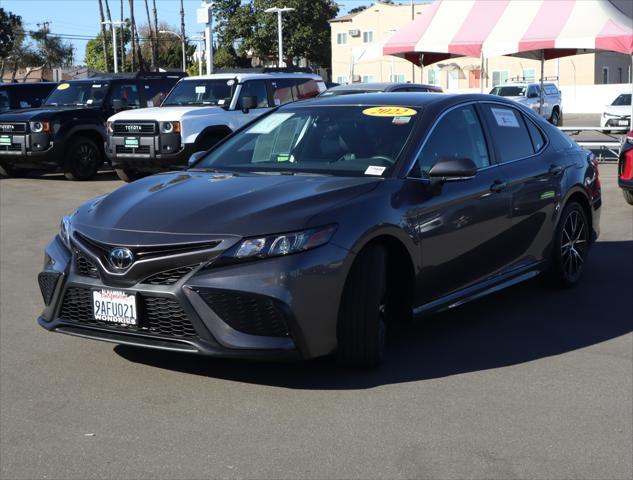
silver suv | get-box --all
[490,82,562,126]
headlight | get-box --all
[107,121,114,134]
[30,121,50,133]
[59,214,73,249]
[223,225,337,264]
[159,121,180,134]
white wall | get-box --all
[449,83,633,114]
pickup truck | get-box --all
[489,82,562,126]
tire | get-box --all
[0,163,29,178]
[549,109,560,126]
[545,201,590,287]
[63,136,102,181]
[115,168,145,183]
[336,244,387,368]
[623,189,633,206]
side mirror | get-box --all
[428,157,477,181]
[188,151,206,167]
[112,99,128,112]
[241,96,257,113]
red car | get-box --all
[619,131,633,205]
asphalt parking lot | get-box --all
[0,164,631,479]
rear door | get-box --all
[408,103,513,303]
[479,102,562,267]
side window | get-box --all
[417,105,490,176]
[0,90,10,112]
[480,104,534,162]
[295,79,320,100]
[109,83,141,109]
[237,80,269,109]
[271,79,296,106]
[544,85,558,95]
[525,117,546,152]
[142,79,174,107]
[527,85,538,98]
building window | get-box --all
[362,31,373,43]
[602,67,609,84]
[336,33,347,45]
[468,69,481,88]
[336,75,348,84]
[391,73,405,83]
[522,68,535,81]
[492,70,509,86]
[428,68,440,86]
[362,75,375,83]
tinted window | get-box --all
[237,80,269,109]
[489,86,526,97]
[45,81,109,106]
[143,79,176,107]
[109,83,141,109]
[481,104,534,162]
[417,105,490,176]
[0,90,9,112]
[612,94,631,106]
[525,117,546,152]
[527,85,539,98]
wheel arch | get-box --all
[65,128,106,159]
[194,125,233,150]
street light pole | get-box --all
[159,30,186,72]
[264,7,295,68]
[102,20,125,73]
[197,1,214,74]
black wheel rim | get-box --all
[560,210,587,279]
[74,143,97,177]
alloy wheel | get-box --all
[560,209,587,279]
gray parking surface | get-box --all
[1,166,631,480]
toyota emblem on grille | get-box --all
[125,125,142,131]
[109,247,134,269]
[0,124,14,131]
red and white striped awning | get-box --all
[383,0,633,65]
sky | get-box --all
[0,0,418,65]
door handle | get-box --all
[490,180,507,193]
[549,165,563,176]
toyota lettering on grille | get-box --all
[125,125,142,132]
[0,124,14,131]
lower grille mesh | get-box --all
[38,272,61,305]
[59,287,198,338]
[75,252,99,278]
[196,289,289,337]
[141,264,198,285]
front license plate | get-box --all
[124,137,139,147]
[0,135,11,145]
[618,119,629,126]
[92,289,137,325]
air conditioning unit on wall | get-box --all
[349,29,360,37]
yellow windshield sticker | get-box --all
[57,83,70,90]
[363,106,417,117]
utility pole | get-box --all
[102,20,125,73]
[180,0,186,73]
[264,7,295,68]
[197,1,213,74]
[411,0,415,82]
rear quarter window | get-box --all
[480,104,535,162]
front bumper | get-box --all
[38,234,352,360]
[601,115,631,130]
[107,133,194,172]
[0,132,63,170]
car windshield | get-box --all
[489,86,526,97]
[44,81,109,106]
[162,79,233,106]
[191,105,420,176]
[612,94,632,106]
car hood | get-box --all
[73,171,380,245]
[0,105,94,121]
[108,105,226,122]
[603,105,631,117]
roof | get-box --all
[76,72,186,81]
[290,92,458,108]
[329,11,361,23]
[327,82,439,92]
[184,73,322,82]
[0,82,58,88]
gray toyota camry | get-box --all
[38,93,601,367]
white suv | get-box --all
[106,71,325,182]
[489,82,563,126]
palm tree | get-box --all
[144,0,157,71]
[97,0,109,71]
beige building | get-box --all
[330,2,633,91]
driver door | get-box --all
[405,103,513,304]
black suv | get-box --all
[0,72,184,180]
[0,82,58,113]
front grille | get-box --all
[38,272,61,305]
[75,251,99,278]
[141,264,198,285]
[196,288,289,337]
[0,123,27,133]
[0,144,22,152]
[115,145,151,155]
[59,287,198,338]
[113,123,155,136]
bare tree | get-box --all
[128,0,136,70]
[143,0,157,70]
[97,0,110,71]
[180,0,186,71]
[152,0,159,50]
[120,0,125,71]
